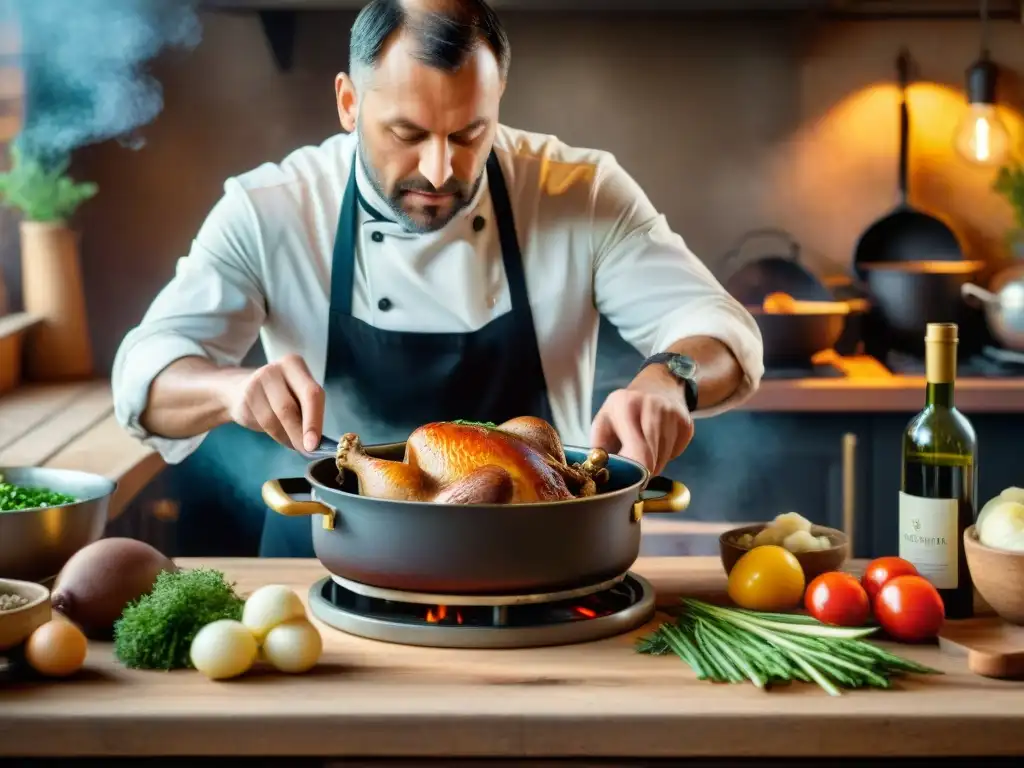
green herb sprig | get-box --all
[637,599,940,697]
[113,568,246,671]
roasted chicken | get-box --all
[335,416,610,504]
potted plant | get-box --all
[993,159,1024,260]
[0,142,98,381]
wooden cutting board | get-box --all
[938,617,1024,679]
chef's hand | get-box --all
[225,354,326,452]
[590,375,694,477]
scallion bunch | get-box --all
[636,598,941,696]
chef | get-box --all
[112,0,764,557]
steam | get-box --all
[8,0,202,163]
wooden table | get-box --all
[1,556,1022,761]
[0,380,164,520]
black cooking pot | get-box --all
[722,228,870,365]
[722,228,834,304]
[261,442,689,596]
[856,260,987,356]
[750,309,848,367]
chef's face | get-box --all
[336,32,503,233]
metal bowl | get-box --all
[0,467,116,583]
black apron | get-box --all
[258,150,554,557]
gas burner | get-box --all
[308,572,656,649]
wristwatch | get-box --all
[638,352,698,412]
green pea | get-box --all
[0,479,77,512]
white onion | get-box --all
[977,487,1024,532]
[262,619,322,674]
[242,585,306,641]
[978,501,1024,553]
[999,487,1024,505]
[189,620,258,680]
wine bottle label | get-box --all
[898,491,959,590]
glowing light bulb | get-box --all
[954,102,1011,166]
[954,55,1011,167]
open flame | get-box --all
[425,605,464,624]
[573,605,597,619]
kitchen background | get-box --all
[4,8,1024,362]
[1,1,1023,560]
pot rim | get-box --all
[747,306,850,318]
[0,466,117,516]
[858,260,985,274]
[301,443,655,509]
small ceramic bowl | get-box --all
[719,523,850,583]
[964,525,1024,625]
[0,578,51,652]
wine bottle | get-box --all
[899,323,978,620]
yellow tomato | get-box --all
[726,545,806,611]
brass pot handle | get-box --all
[261,478,337,530]
[632,475,691,522]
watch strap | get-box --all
[639,353,698,412]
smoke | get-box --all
[9,0,202,163]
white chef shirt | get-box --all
[112,124,764,465]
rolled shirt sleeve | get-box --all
[590,157,764,416]
[112,180,268,464]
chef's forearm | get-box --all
[630,336,743,411]
[140,357,249,439]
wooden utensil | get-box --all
[938,617,1024,679]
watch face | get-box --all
[667,355,697,380]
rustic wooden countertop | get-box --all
[742,352,1024,413]
[0,380,164,520]
[2,556,1023,760]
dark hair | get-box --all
[349,0,510,82]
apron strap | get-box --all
[329,158,359,317]
[485,150,540,339]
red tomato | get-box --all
[861,556,919,602]
[874,575,945,642]
[804,571,870,627]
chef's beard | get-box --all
[357,134,482,234]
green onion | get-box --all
[0,475,77,512]
[635,598,941,696]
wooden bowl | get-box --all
[0,578,51,652]
[719,524,850,583]
[964,525,1024,625]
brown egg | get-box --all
[24,618,88,678]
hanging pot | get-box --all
[852,49,964,268]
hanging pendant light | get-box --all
[953,0,1011,166]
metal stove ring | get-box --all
[327,571,628,607]
[307,573,656,650]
